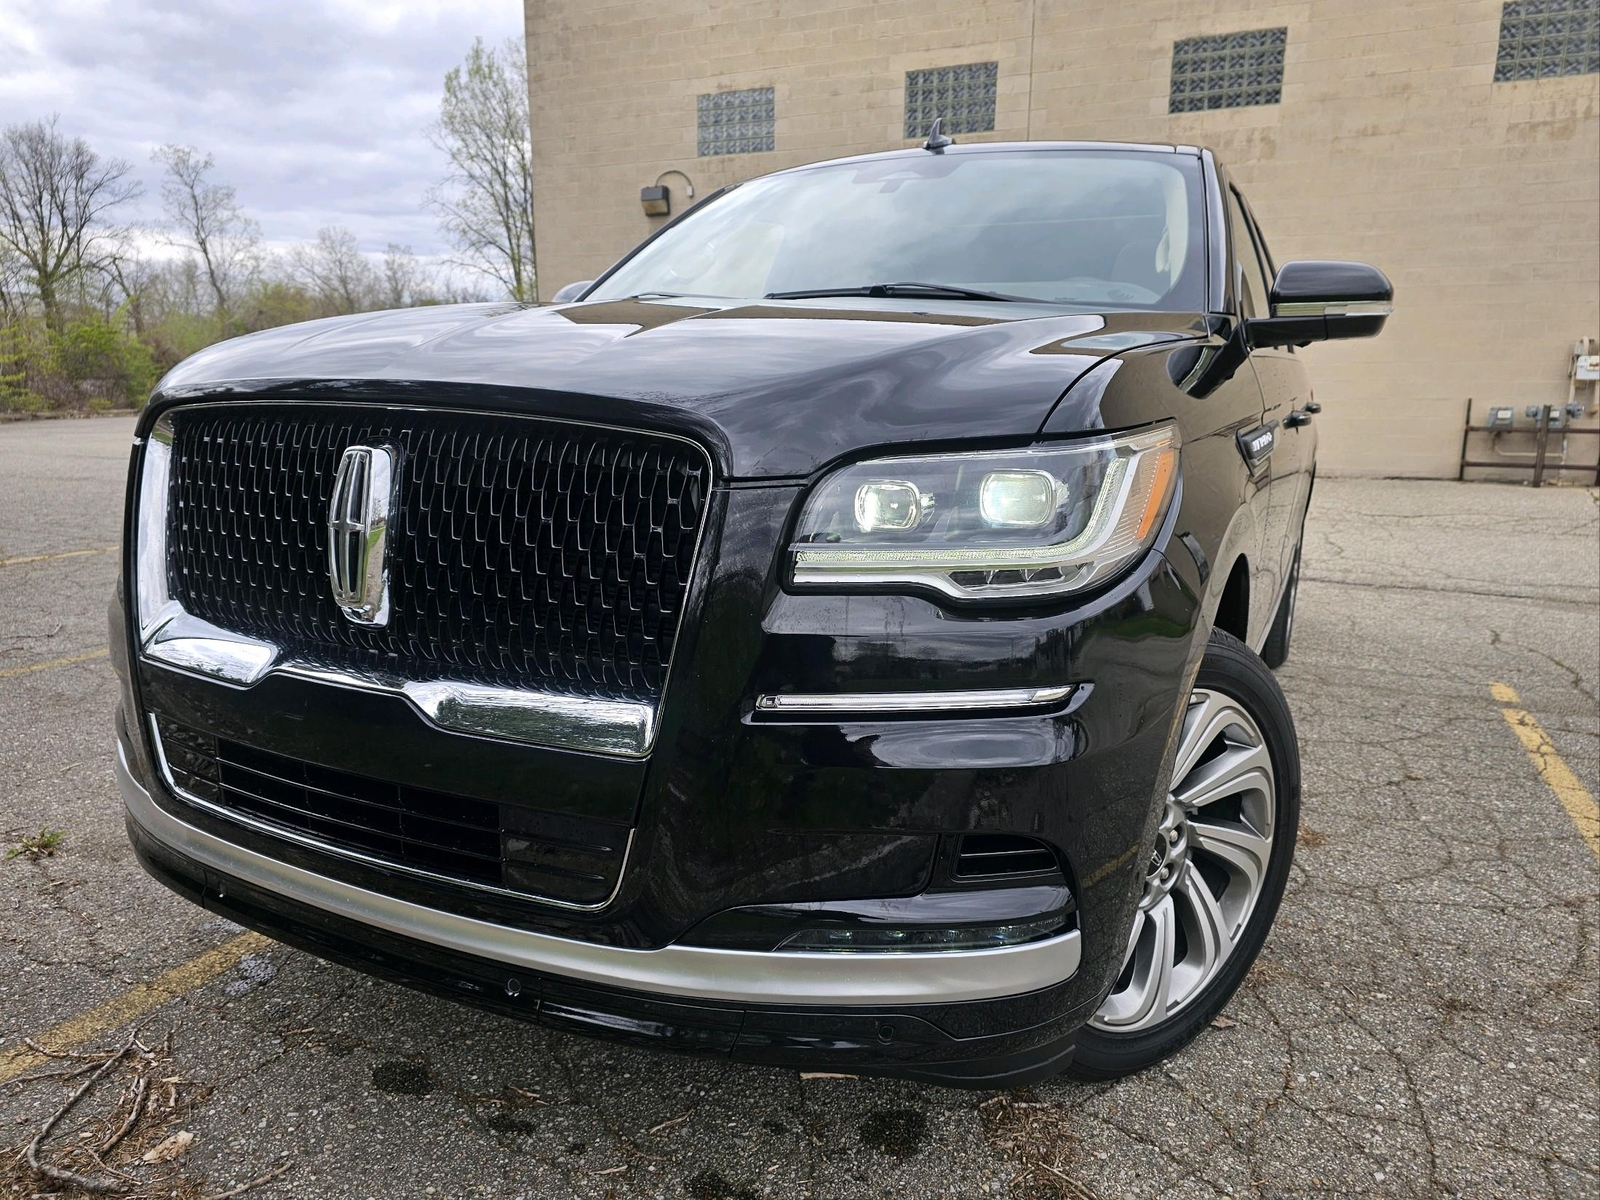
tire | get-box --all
[1259,542,1300,670]
[1069,629,1300,1081]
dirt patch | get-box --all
[1297,824,1330,848]
[857,1108,928,1159]
[483,1111,540,1137]
[979,1091,1097,1199]
[686,1167,761,1199]
[370,1060,433,1096]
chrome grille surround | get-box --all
[133,402,715,757]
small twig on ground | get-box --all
[647,1111,691,1135]
[14,1058,116,1084]
[97,1077,148,1153]
[23,1034,136,1194]
[201,1160,294,1200]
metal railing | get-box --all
[1458,401,1600,487]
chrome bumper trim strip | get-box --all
[755,683,1079,716]
[141,618,656,757]
[119,739,1081,1005]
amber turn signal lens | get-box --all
[1134,447,1178,540]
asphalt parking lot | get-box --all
[2,415,1596,1200]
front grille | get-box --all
[156,720,630,906]
[954,834,1060,879]
[164,405,709,702]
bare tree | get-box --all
[381,243,431,308]
[152,144,260,324]
[0,237,27,321]
[0,116,141,329]
[104,249,163,338]
[290,225,377,316]
[426,37,535,302]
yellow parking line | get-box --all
[0,545,117,568]
[0,932,272,1084]
[0,648,110,679]
[1492,682,1600,859]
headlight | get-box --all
[790,423,1178,601]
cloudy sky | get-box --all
[0,0,524,257]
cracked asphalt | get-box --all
[2,417,1597,1199]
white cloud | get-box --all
[0,0,524,255]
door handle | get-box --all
[1284,408,1315,428]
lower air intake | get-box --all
[153,719,628,908]
[954,834,1060,879]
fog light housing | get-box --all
[777,912,1068,953]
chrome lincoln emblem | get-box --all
[328,444,397,626]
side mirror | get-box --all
[1249,260,1392,347]
[550,280,595,305]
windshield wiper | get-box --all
[764,281,1024,303]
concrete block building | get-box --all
[523,0,1600,478]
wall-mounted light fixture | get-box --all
[639,185,670,216]
[640,169,696,218]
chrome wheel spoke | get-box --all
[1188,817,1272,896]
[1173,740,1272,810]
[1174,860,1234,977]
[1117,905,1148,974]
[1168,690,1233,784]
[1090,681,1279,1036]
[1097,895,1176,1028]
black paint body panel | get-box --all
[113,143,1335,1080]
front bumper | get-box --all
[120,737,1088,1086]
[118,738,1080,1007]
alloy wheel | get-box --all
[1088,687,1277,1033]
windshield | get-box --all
[587,149,1207,310]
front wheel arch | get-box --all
[1069,629,1300,1080]
[1213,556,1250,643]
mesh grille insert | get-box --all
[164,405,709,702]
[157,719,629,906]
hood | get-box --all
[155,298,1202,479]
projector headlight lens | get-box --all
[979,469,1058,528]
[791,424,1179,601]
[853,480,925,532]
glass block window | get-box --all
[1169,28,1288,113]
[904,62,998,140]
[697,87,775,156]
[1494,0,1599,81]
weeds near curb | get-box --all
[6,827,65,860]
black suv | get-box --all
[112,142,1390,1086]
